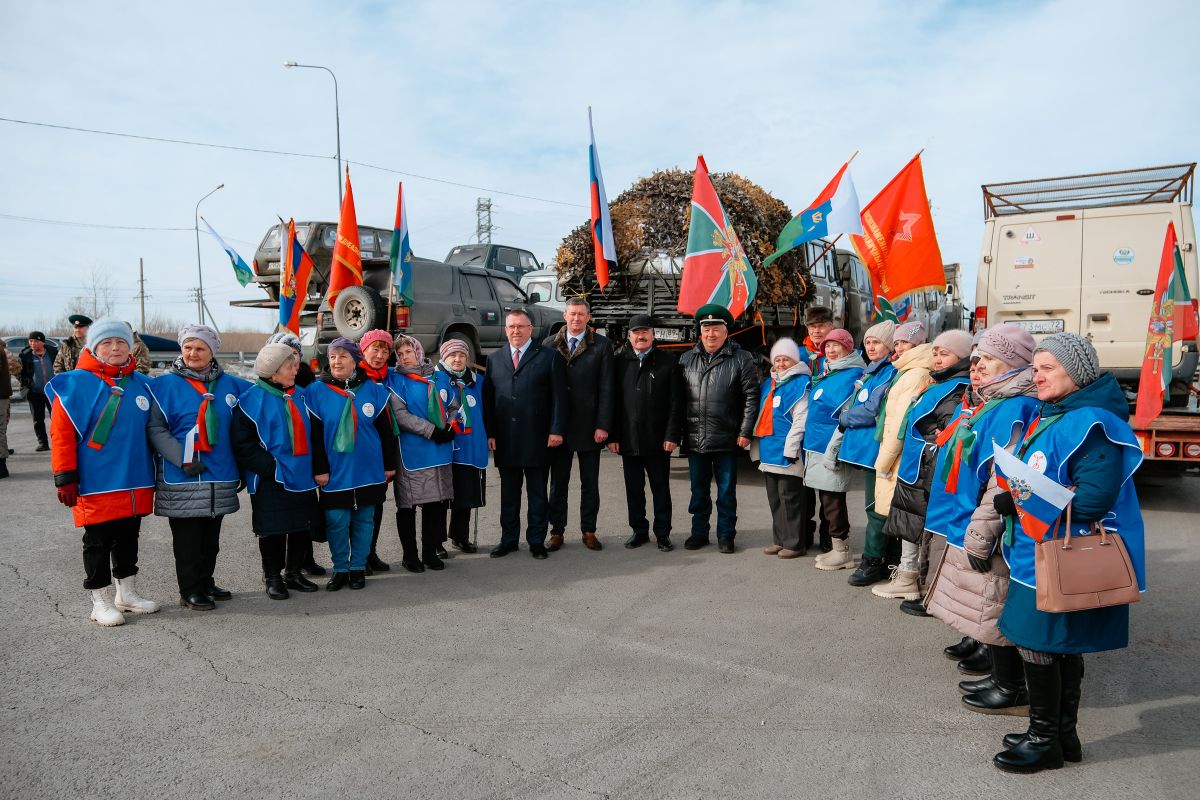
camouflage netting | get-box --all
[555,168,811,305]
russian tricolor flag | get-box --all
[993,443,1076,542]
[588,107,617,289]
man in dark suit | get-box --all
[483,308,568,559]
[545,298,614,552]
[607,314,682,552]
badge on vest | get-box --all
[772,395,782,408]
[439,389,449,402]
[362,403,375,418]
[857,388,869,403]
[226,393,237,408]
[135,395,150,411]
[812,388,824,401]
[1028,451,1047,474]
[466,395,477,407]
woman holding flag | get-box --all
[989,333,1145,774]
[804,328,866,571]
[435,338,488,553]
[924,325,1040,702]
[231,343,320,600]
[749,338,811,558]
[148,324,250,612]
[389,334,455,572]
[307,337,398,591]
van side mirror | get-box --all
[528,292,542,303]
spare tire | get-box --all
[332,285,386,339]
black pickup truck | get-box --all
[315,257,561,365]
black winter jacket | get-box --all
[677,340,760,454]
[610,346,683,457]
[231,404,318,536]
[885,357,972,543]
[543,328,614,451]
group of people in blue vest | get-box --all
[47,306,1146,775]
[750,305,1146,774]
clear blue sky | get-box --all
[1,0,1196,333]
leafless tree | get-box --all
[62,268,117,320]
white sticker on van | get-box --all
[1021,227,1040,244]
[1014,256,1035,269]
[1113,248,1135,265]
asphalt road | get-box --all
[1,403,1197,800]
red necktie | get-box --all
[512,347,520,370]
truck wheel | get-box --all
[442,332,478,367]
[332,285,386,340]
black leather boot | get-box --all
[283,536,319,592]
[963,645,1029,715]
[421,503,447,571]
[0,459,9,479]
[993,659,1065,773]
[301,540,327,576]
[367,508,390,573]
[957,642,993,675]
[347,570,366,590]
[959,675,997,695]
[847,556,887,587]
[325,572,349,592]
[944,636,978,660]
[1004,654,1083,762]
[397,509,424,573]
[899,599,930,617]
[264,573,290,600]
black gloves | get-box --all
[993,491,1018,518]
[183,459,207,477]
[967,553,992,573]
[429,426,456,444]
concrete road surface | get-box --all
[1,404,1197,800]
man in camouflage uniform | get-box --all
[53,314,91,374]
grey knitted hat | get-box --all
[1036,332,1101,388]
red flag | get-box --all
[678,155,757,317]
[849,154,946,311]
[1134,221,1198,427]
[326,167,362,308]
[280,218,316,334]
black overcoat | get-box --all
[483,341,568,468]
[609,346,683,457]
[543,328,614,452]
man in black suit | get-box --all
[545,298,614,552]
[483,308,568,559]
[607,314,682,552]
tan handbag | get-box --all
[1034,500,1140,613]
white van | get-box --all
[975,164,1198,386]
[520,268,567,311]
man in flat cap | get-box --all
[18,331,58,451]
[608,314,683,551]
[676,304,759,553]
[54,314,91,374]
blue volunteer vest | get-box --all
[236,382,317,494]
[896,378,971,485]
[388,371,453,471]
[45,369,155,496]
[434,369,489,469]
[803,366,864,455]
[755,374,810,467]
[1000,408,1145,590]
[924,394,1040,545]
[150,372,250,484]
[838,361,898,468]
[306,379,390,492]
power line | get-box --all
[0,212,192,231]
[0,115,587,209]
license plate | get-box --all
[1009,319,1065,334]
[654,327,685,342]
